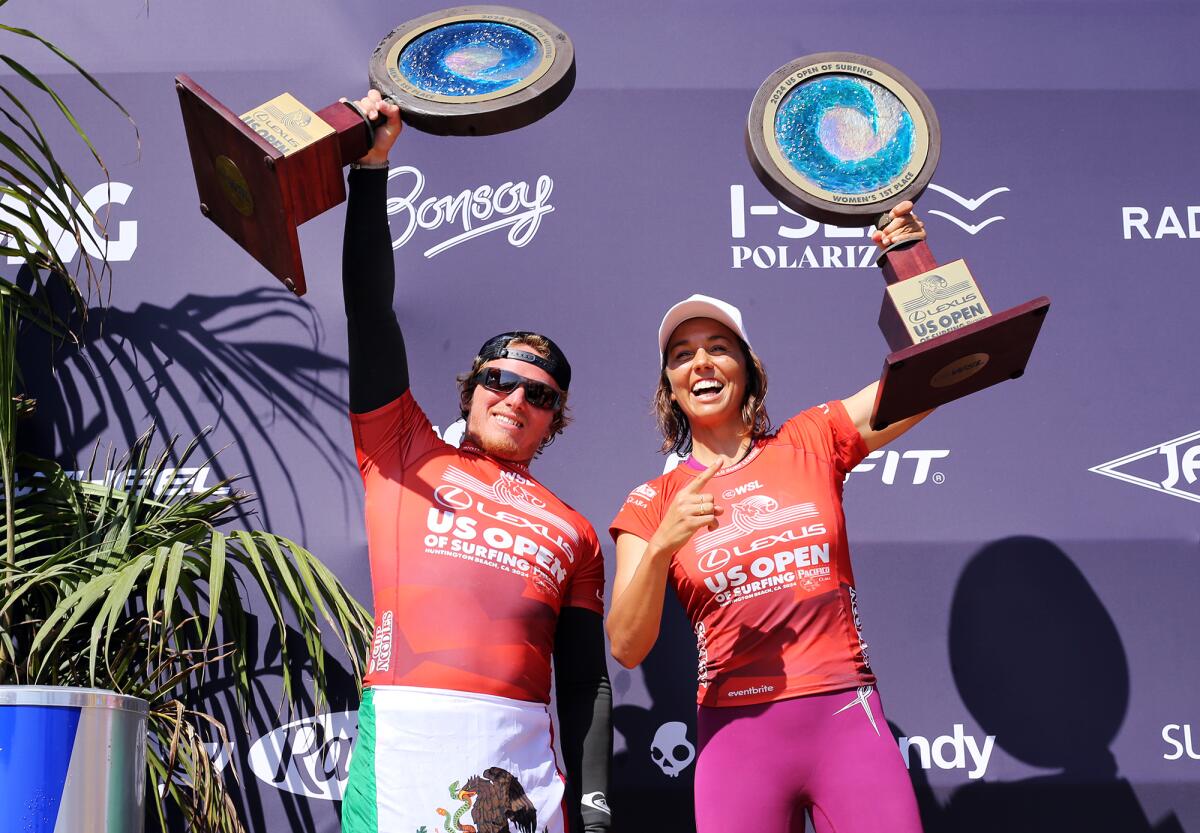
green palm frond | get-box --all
[1,429,374,830]
[0,14,138,321]
[0,13,369,833]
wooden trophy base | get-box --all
[175,75,372,295]
[871,298,1050,430]
[869,240,1050,430]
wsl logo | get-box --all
[387,165,554,258]
[1090,430,1200,505]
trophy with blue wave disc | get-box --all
[746,53,1050,429]
[176,6,574,295]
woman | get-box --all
[607,204,929,832]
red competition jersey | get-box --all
[352,392,605,703]
[611,401,873,707]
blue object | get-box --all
[398,21,543,97]
[774,75,915,195]
[0,687,147,833]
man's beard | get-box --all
[463,427,526,463]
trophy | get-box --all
[746,53,1050,430]
[176,6,575,295]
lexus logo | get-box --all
[434,484,473,510]
[697,548,731,573]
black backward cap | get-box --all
[476,331,572,391]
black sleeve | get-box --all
[553,607,613,833]
[343,167,409,414]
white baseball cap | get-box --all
[657,294,751,361]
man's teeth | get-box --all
[495,414,522,428]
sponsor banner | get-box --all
[1090,430,1200,505]
[729,182,1010,270]
[248,711,357,801]
[899,725,996,780]
[1164,724,1200,761]
[0,181,138,264]
[850,449,950,486]
[1121,205,1200,240]
[387,165,554,258]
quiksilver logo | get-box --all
[1090,430,1200,505]
[582,791,612,814]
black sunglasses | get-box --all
[471,367,563,411]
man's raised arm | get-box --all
[342,91,407,414]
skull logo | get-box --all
[650,721,695,778]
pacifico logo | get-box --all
[248,711,357,800]
[1090,429,1200,505]
[0,181,138,264]
[387,165,554,258]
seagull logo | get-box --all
[926,184,1009,235]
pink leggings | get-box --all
[694,686,923,833]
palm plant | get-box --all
[0,9,373,832]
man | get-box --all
[339,91,612,833]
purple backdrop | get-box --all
[6,1,1199,831]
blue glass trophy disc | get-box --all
[746,53,940,226]
[370,6,575,136]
